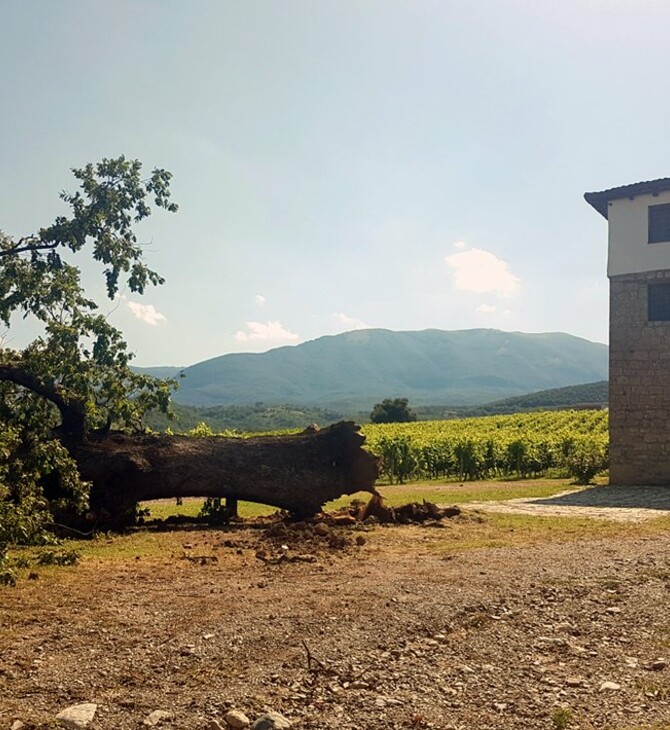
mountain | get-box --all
[144,380,608,433]
[138,328,609,410]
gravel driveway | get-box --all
[465,484,670,522]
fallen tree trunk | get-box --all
[68,421,379,529]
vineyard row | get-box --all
[360,410,609,484]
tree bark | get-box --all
[69,421,379,528]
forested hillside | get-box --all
[146,381,609,432]
[138,328,608,409]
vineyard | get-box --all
[360,409,609,485]
[184,409,610,487]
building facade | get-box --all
[586,178,670,484]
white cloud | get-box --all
[453,240,467,249]
[126,301,167,326]
[444,247,520,297]
[476,304,498,313]
[333,312,372,331]
[235,320,299,343]
[255,294,267,306]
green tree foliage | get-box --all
[0,156,178,571]
[370,397,417,424]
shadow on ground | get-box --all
[527,484,670,511]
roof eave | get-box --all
[584,192,609,219]
[584,177,670,220]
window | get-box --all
[648,283,670,321]
[648,203,670,243]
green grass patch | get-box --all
[140,478,576,522]
[141,498,279,520]
[375,478,574,506]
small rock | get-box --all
[647,659,667,671]
[207,722,224,730]
[606,606,622,614]
[11,722,26,730]
[355,535,366,546]
[143,710,174,726]
[314,523,330,537]
[56,703,97,729]
[225,709,251,728]
[599,681,621,692]
[291,553,317,563]
[566,677,583,687]
[251,712,291,730]
[625,656,639,668]
[203,633,216,640]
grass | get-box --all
[418,512,670,552]
[140,477,577,521]
[375,478,576,505]
[8,476,670,575]
[9,510,670,580]
[19,501,668,571]
[551,706,573,730]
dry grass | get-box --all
[9,477,670,577]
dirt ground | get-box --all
[1,515,670,730]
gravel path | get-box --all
[465,484,670,522]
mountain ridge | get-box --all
[135,328,608,410]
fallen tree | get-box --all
[0,158,378,544]
[71,422,379,529]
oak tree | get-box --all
[370,397,417,424]
[0,157,178,551]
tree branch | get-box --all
[0,364,86,440]
[0,237,60,259]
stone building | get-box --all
[586,178,670,485]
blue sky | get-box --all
[2,0,670,366]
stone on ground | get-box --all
[251,711,292,729]
[599,681,621,691]
[224,709,251,728]
[55,703,97,729]
[143,709,174,726]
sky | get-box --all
[2,0,670,366]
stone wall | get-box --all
[610,270,670,484]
